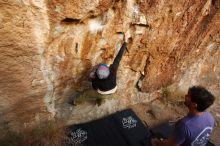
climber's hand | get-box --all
[125,30,132,43]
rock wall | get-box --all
[0,0,51,130]
[0,0,220,132]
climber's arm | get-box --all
[111,42,127,71]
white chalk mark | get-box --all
[89,19,103,33]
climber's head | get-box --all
[96,64,110,79]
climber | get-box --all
[151,86,215,146]
[89,31,131,95]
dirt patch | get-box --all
[131,99,185,127]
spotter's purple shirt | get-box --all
[172,112,214,146]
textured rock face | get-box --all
[0,0,51,130]
[139,0,220,92]
[0,0,220,135]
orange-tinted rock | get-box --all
[0,1,219,140]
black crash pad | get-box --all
[68,109,151,146]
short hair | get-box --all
[188,86,215,112]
